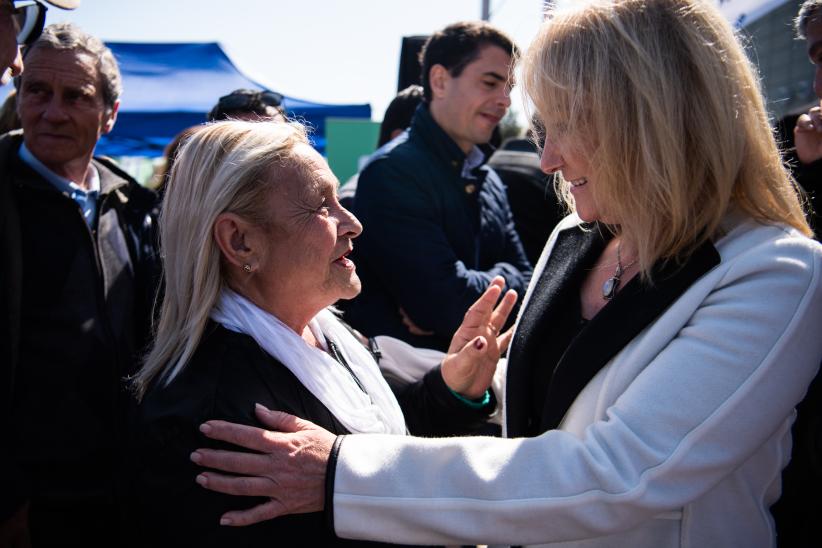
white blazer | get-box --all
[331,213,822,548]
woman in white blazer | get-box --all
[188,1,822,546]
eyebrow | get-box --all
[483,71,507,82]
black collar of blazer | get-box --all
[506,223,721,437]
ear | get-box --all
[428,64,450,100]
[213,212,257,269]
[101,100,119,134]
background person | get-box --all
[207,88,287,123]
[344,21,532,351]
[132,120,515,547]
[338,84,424,212]
[791,0,822,239]
[769,4,822,545]
[0,22,159,547]
[191,1,822,546]
[0,0,78,85]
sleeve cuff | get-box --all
[324,435,345,534]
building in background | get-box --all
[729,0,815,121]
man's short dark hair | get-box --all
[378,84,423,147]
[796,0,822,38]
[419,21,518,103]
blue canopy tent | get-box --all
[1,42,370,157]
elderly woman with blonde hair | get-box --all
[189,1,822,546]
[131,119,516,547]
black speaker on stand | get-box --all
[397,35,429,92]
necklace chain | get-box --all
[601,241,636,301]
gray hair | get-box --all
[21,22,122,110]
[796,0,822,38]
[133,120,311,399]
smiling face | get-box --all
[429,44,513,153]
[16,47,118,179]
[248,144,363,322]
[540,129,601,223]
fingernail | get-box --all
[220,517,233,526]
[190,451,202,464]
[199,423,212,434]
[195,474,207,486]
[255,403,267,412]
[474,338,485,350]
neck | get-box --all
[49,156,93,188]
[428,101,474,155]
[228,279,317,336]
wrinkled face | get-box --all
[806,16,822,100]
[540,127,600,223]
[253,144,363,316]
[432,44,513,153]
[16,47,117,177]
[0,1,23,83]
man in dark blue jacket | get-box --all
[346,21,532,351]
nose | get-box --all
[337,203,363,239]
[42,95,69,122]
[9,47,22,77]
[1,47,23,84]
[540,138,563,174]
[498,85,512,110]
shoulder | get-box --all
[361,133,432,181]
[140,324,272,427]
[714,217,822,277]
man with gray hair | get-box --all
[0,22,159,547]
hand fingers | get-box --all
[253,405,316,433]
[199,420,283,453]
[497,327,514,353]
[221,499,286,527]
[462,283,504,328]
[191,448,273,476]
[489,289,518,333]
[195,471,276,497]
[796,114,814,132]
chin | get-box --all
[338,276,362,300]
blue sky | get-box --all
[50,0,547,121]
[44,0,783,123]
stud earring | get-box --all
[243,264,252,273]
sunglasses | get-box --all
[216,90,284,110]
[3,1,47,46]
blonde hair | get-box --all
[133,120,309,399]
[522,0,811,277]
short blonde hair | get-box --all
[133,120,309,399]
[522,0,811,277]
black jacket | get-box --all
[345,105,532,350]
[134,322,493,547]
[0,131,160,538]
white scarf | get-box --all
[210,288,406,435]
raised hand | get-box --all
[794,104,822,164]
[192,405,335,526]
[441,276,518,399]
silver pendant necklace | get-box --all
[602,242,635,301]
